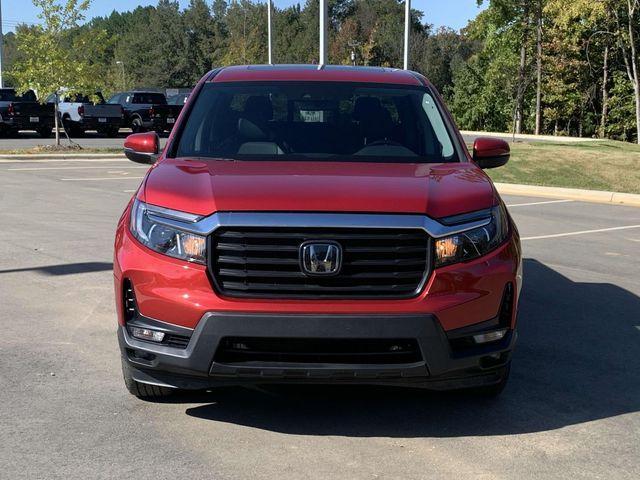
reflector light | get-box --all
[435,236,459,262]
[131,327,165,343]
[473,329,507,344]
[182,234,206,259]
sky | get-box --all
[1,0,485,32]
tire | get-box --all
[121,357,174,400]
[131,117,145,134]
[62,116,82,137]
[38,126,53,138]
[468,363,511,397]
[105,126,120,138]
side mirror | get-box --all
[124,132,159,164]
[472,137,510,169]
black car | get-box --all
[108,91,172,133]
[0,89,55,138]
[154,93,189,131]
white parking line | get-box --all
[8,166,147,171]
[522,224,640,241]
[60,176,145,181]
[507,199,574,207]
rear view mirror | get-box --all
[124,132,159,164]
[472,137,510,169]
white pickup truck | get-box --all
[47,92,123,137]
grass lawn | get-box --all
[482,140,640,194]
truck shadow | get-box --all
[184,258,640,437]
[0,262,113,276]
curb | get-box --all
[495,183,640,207]
[461,131,600,143]
[0,153,124,161]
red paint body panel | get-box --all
[114,214,520,331]
[143,159,497,219]
[473,137,511,159]
[212,65,422,85]
[124,132,159,154]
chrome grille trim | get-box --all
[146,210,492,238]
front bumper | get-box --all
[151,117,176,131]
[115,207,522,391]
[1,116,54,130]
[80,117,122,130]
[119,312,516,391]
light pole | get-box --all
[403,0,411,70]
[319,0,328,65]
[0,0,4,88]
[267,0,272,64]
[116,61,125,91]
[348,40,360,66]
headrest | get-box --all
[353,97,383,121]
[353,97,393,141]
[244,96,273,122]
[237,118,268,140]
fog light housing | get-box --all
[473,329,507,344]
[130,327,165,343]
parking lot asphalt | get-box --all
[1,156,639,479]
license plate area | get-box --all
[98,117,107,123]
[29,117,39,123]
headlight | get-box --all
[129,199,206,264]
[434,205,509,268]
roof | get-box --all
[211,65,424,86]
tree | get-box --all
[414,27,477,95]
[183,0,216,81]
[475,0,538,134]
[222,0,268,65]
[611,0,640,144]
[534,0,543,135]
[10,0,100,145]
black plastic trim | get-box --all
[118,312,517,390]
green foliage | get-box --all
[3,0,638,143]
[449,5,521,132]
[607,71,637,142]
[448,0,640,142]
[222,1,268,65]
[10,0,101,100]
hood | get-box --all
[142,158,497,219]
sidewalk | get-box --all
[461,130,600,143]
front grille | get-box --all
[215,337,423,365]
[208,227,430,298]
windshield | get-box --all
[133,93,167,105]
[0,89,17,101]
[169,94,189,105]
[174,82,458,163]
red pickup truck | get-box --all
[115,65,522,399]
